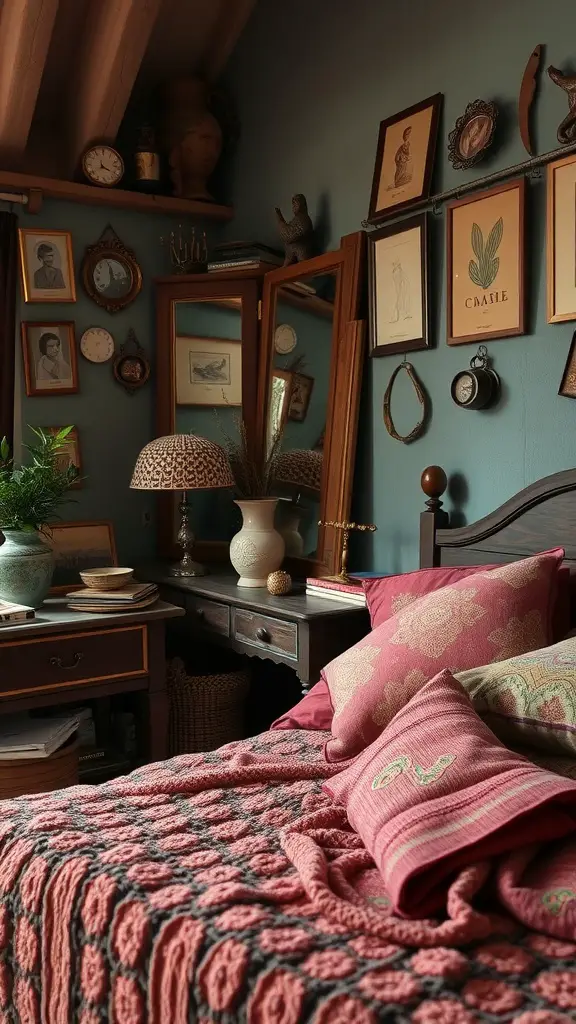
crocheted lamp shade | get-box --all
[130,434,234,491]
[273,448,323,495]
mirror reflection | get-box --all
[267,272,337,558]
[173,298,242,542]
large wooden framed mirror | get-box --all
[258,231,366,578]
[155,271,262,562]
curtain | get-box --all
[0,212,17,449]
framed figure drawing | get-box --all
[368,94,442,222]
[369,213,429,356]
[21,322,78,396]
[175,336,241,406]
[18,229,76,303]
[447,178,525,345]
[547,153,576,323]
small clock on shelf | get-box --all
[81,144,124,188]
[80,327,115,364]
[274,323,297,354]
[451,345,500,410]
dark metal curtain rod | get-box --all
[362,139,576,230]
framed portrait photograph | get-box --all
[18,229,76,303]
[547,153,576,323]
[288,372,314,422]
[447,178,525,346]
[175,336,242,406]
[559,330,576,398]
[45,427,82,486]
[368,93,442,222]
[47,521,117,591]
[21,322,79,396]
[368,213,429,356]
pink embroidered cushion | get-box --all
[324,669,576,919]
[363,564,571,641]
[271,679,332,731]
[323,548,564,762]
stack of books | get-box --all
[208,240,284,273]
[0,713,79,759]
[0,600,35,627]
[305,576,367,607]
[66,581,159,613]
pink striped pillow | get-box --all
[323,549,564,762]
[324,669,576,919]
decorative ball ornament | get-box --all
[267,570,292,596]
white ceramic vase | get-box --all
[230,499,285,587]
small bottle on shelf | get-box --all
[134,125,161,193]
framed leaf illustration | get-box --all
[447,178,525,345]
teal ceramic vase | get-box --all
[0,529,55,608]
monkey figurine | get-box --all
[274,194,315,265]
[548,65,576,144]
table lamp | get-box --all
[131,433,234,577]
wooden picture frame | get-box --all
[18,228,76,303]
[270,369,293,439]
[559,330,576,398]
[21,321,79,396]
[447,178,525,346]
[368,93,442,223]
[547,152,576,323]
[368,213,429,356]
[45,427,82,486]
[48,521,117,592]
[288,372,314,422]
[175,335,242,406]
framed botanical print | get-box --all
[368,213,429,356]
[175,335,242,406]
[21,321,79,396]
[547,153,576,323]
[447,178,525,346]
[18,229,76,303]
[368,94,442,222]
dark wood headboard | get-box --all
[419,465,576,569]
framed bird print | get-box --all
[368,94,442,223]
[447,178,526,345]
[547,152,576,323]
[175,336,242,406]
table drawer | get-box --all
[232,608,298,659]
[0,626,147,697]
[187,597,230,637]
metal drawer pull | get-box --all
[49,652,83,670]
[195,608,204,619]
[255,627,270,643]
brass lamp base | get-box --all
[172,492,207,577]
[170,557,206,578]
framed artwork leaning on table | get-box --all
[47,521,117,592]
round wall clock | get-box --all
[82,226,142,314]
[451,345,500,410]
[274,323,297,354]
[81,145,124,187]
[80,327,115,363]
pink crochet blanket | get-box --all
[0,730,575,1022]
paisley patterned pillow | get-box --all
[323,548,564,762]
[456,635,576,756]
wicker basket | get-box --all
[167,657,250,755]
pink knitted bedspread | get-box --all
[0,730,576,1023]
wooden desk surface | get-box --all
[0,599,184,641]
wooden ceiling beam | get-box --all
[201,0,256,82]
[0,0,60,168]
[67,0,162,172]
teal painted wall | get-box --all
[226,0,576,572]
[12,199,191,564]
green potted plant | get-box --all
[0,427,79,607]
[218,418,285,588]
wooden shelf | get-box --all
[0,169,234,221]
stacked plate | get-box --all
[67,568,159,613]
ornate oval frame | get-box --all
[82,225,142,314]
[448,99,498,171]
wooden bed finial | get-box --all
[421,466,447,512]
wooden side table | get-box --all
[0,599,184,764]
[139,567,370,695]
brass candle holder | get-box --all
[160,224,208,274]
[318,519,377,583]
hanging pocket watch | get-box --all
[451,345,500,410]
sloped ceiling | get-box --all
[0,0,255,179]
